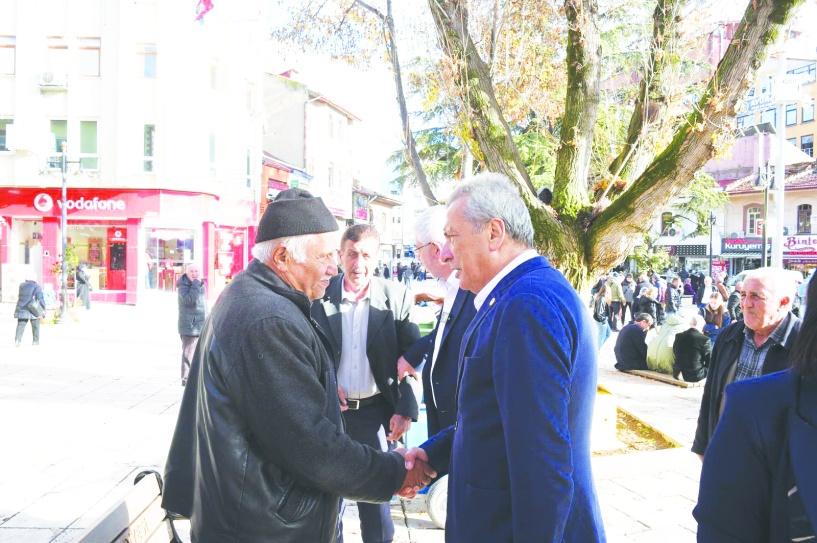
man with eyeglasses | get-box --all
[312,224,421,543]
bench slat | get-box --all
[74,475,163,543]
[112,497,169,543]
[142,519,176,543]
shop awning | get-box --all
[720,252,762,258]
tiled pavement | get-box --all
[0,295,704,542]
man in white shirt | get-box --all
[311,224,420,543]
[398,206,478,441]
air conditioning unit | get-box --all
[39,71,68,89]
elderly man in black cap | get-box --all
[162,189,435,543]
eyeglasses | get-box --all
[415,241,435,252]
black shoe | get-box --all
[181,379,187,387]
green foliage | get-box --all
[673,171,729,238]
[632,234,674,272]
[388,127,463,190]
[50,243,80,280]
[513,127,557,191]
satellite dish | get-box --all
[783,227,789,235]
[730,232,738,238]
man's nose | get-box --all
[440,241,454,263]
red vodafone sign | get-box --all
[1,188,159,218]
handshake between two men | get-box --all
[394,447,435,498]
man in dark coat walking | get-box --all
[176,263,207,386]
[614,313,654,372]
[162,189,434,543]
[75,262,92,310]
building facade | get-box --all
[0,0,263,304]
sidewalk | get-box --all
[0,300,704,543]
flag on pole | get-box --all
[195,0,214,22]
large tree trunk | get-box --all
[552,0,601,219]
[590,0,806,270]
[607,0,687,188]
[357,0,438,206]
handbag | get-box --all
[26,296,44,318]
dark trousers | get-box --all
[610,301,622,330]
[341,399,395,543]
[16,318,40,344]
[622,302,634,323]
[180,335,199,381]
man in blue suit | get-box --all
[402,174,606,542]
[398,206,478,442]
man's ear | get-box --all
[270,244,289,272]
[486,218,506,251]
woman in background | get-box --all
[593,282,612,351]
[695,272,816,542]
[700,292,731,346]
[14,271,45,347]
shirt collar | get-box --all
[744,312,792,347]
[474,249,538,310]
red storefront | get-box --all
[0,187,257,305]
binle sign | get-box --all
[783,235,817,253]
[33,193,126,213]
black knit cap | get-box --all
[255,188,339,243]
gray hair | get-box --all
[689,314,706,328]
[447,172,534,248]
[185,263,201,273]
[414,205,447,245]
[742,266,797,302]
[252,235,311,264]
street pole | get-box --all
[708,211,715,278]
[57,141,68,324]
[771,53,787,268]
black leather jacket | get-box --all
[162,260,405,542]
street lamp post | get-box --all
[57,141,69,324]
[708,211,716,278]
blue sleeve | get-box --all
[402,331,435,368]
[494,294,575,540]
[421,424,455,473]
[694,384,771,543]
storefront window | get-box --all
[799,204,813,234]
[145,228,194,291]
[68,224,121,290]
[214,229,246,289]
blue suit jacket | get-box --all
[403,287,478,437]
[421,256,606,543]
[695,370,817,542]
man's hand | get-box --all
[401,446,430,470]
[387,414,411,442]
[337,386,348,412]
[394,448,436,498]
[396,356,418,382]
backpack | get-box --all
[593,297,608,323]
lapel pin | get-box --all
[489,298,495,307]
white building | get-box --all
[0,0,264,303]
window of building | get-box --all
[747,87,755,97]
[786,103,797,126]
[747,206,762,235]
[787,62,816,84]
[788,137,797,146]
[803,100,815,123]
[78,38,101,77]
[143,124,155,172]
[802,134,814,157]
[245,149,252,188]
[761,75,773,94]
[798,204,813,234]
[209,133,216,178]
[138,43,157,78]
[760,108,776,127]
[80,120,98,169]
[660,212,673,235]
[47,36,68,74]
[0,119,11,151]
[737,114,753,128]
[327,162,334,189]
[50,120,67,153]
[0,36,15,75]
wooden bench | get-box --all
[73,471,181,543]
[625,369,706,388]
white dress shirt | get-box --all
[474,249,539,311]
[337,283,379,399]
[429,273,461,407]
